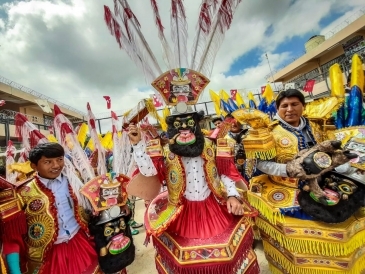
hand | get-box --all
[128,123,141,145]
[227,196,243,215]
[121,204,130,216]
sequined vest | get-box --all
[269,121,323,188]
[17,177,89,263]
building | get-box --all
[0,75,85,151]
[268,10,365,99]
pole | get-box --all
[265,53,278,91]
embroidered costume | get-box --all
[232,54,365,274]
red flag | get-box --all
[261,86,266,94]
[303,79,316,93]
[150,94,163,107]
[230,89,237,100]
[103,96,111,109]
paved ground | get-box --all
[127,199,270,274]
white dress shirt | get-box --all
[38,174,80,244]
[132,142,239,201]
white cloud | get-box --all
[0,0,363,130]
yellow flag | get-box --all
[77,123,88,148]
[213,100,222,116]
[235,92,244,106]
[329,63,345,98]
[219,89,230,102]
[209,89,220,103]
[263,84,274,102]
[248,92,256,103]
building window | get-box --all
[43,115,54,130]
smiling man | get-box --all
[3,143,98,274]
[256,89,320,177]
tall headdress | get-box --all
[104,0,243,115]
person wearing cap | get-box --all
[2,143,99,274]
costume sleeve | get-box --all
[221,174,240,197]
[256,160,288,177]
[132,141,158,176]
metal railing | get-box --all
[0,75,86,116]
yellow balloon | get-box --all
[329,63,345,98]
[351,54,364,93]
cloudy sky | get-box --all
[0,0,364,123]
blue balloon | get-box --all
[334,105,345,129]
[346,85,363,127]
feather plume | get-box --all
[77,123,89,148]
[15,113,49,150]
[190,0,214,69]
[59,123,95,183]
[104,5,157,83]
[118,116,135,176]
[86,103,107,176]
[62,157,92,211]
[197,0,241,77]
[53,105,75,143]
[114,0,163,75]
[150,0,175,69]
[54,106,95,182]
[111,111,123,173]
[171,0,189,68]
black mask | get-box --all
[166,111,205,157]
[89,215,135,273]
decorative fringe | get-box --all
[268,263,284,274]
[245,147,276,161]
[247,193,285,225]
[256,217,365,257]
[152,228,255,274]
[215,157,235,176]
[264,240,365,274]
[0,211,27,240]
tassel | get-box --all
[0,211,27,241]
[216,156,235,176]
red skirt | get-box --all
[40,230,98,274]
[168,193,234,239]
